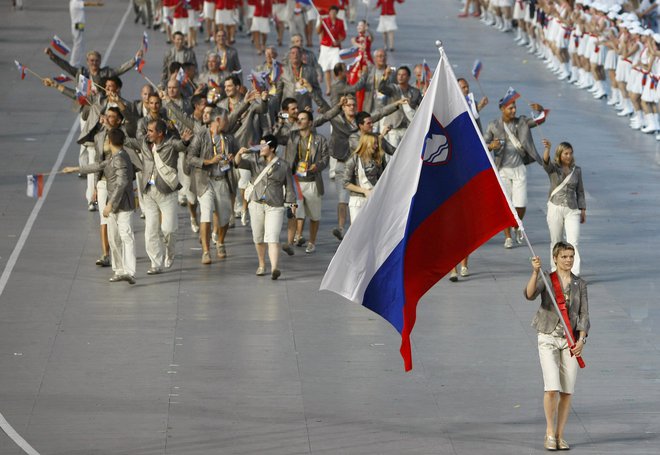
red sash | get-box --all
[549,272,586,368]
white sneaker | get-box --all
[460,266,469,277]
[656,132,660,141]
[241,211,249,226]
[212,231,218,245]
[190,217,200,233]
[305,242,316,254]
[516,228,524,244]
[504,238,514,249]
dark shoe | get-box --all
[449,271,459,282]
[123,275,136,285]
[295,236,306,247]
[271,269,281,280]
[282,244,294,256]
[332,228,344,241]
[109,274,123,282]
[147,267,162,275]
[96,255,111,267]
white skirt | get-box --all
[627,69,644,94]
[187,10,199,29]
[273,3,290,22]
[615,59,632,83]
[377,15,397,33]
[513,0,525,20]
[173,17,188,35]
[604,49,618,70]
[641,74,655,102]
[250,16,270,34]
[203,1,215,20]
[215,9,236,25]
[318,45,341,71]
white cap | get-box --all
[653,33,660,44]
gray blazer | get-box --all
[376,80,422,129]
[330,76,367,107]
[237,155,295,207]
[78,149,135,213]
[186,131,238,197]
[343,154,386,197]
[543,163,586,210]
[124,136,188,194]
[204,47,242,82]
[284,133,330,195]
[275,63,325,112]
[483,116,542,169]
[361,65,395,113]
[161,46,198,85]
[525,272,590,336]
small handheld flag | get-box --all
[54,74,72,83]
[339,47,360,61]
[14,60,26,80]
[471,59,482,80]
[27,174,44,198]
[176,67,187,86]
[499,86,520,108]
[249,70,270,91]
[135,52,146,73]
[532,108,550,125]
[271,61,282,83]
[51,35,71,56]
[142,31,149,54]
[422,59,432,83]
[76,74,92,105]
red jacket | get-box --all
[377,0,404,16]
[320,17,346,47]
[253,0,272,17]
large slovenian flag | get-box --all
[320,48,518,371]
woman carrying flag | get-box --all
[525,244,589,451]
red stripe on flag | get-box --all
[399,170,517,370]
[36,174,44,197]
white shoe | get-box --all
[641,123,656,134]
[607,96,619,106]
[460,266,469,277]
[593,89,607,99]
[241,211,249,226]
[212,231,218,245]
[656,132,660,141]
[617,107,633,117]
[557,70,570,81]
[504,238,514,249]
[190,217,200,233]
[516,228,524,244]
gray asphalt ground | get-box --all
[0,1,659,454]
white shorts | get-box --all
[199,178,232,225]
[97,179,108,226]
[273,3,289,22]
[173,17,188,35]
[318,45,341,72]
[295,180,322,221]
[237,168,251,190]
[203,1,216,20]
[251,16,270,34]
[498,164,527,208]
[216,9,236,25]
[376,15,397,33]
[538,332,578,394]
[249,202,284,243]
[348,195,367,223]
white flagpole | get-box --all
[310,0,337,44]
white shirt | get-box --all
[70,0,85,25]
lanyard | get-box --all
[298,134,312,162]
[211,133,225,158]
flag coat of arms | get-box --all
[320,48,518,371]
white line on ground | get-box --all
[0,3,133,454]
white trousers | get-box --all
[178,152,195,204]
[142,186,178,268]
[547,201,581,275]
[348,195,367,223]
[70,28,84,68]
[107,211,136,277]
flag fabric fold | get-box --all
[51,35,71,56]
[320,48,518,371]
[14,60,26,80]
[54,74,72,83]
[26,174,44,198]
[472,59,482,80]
